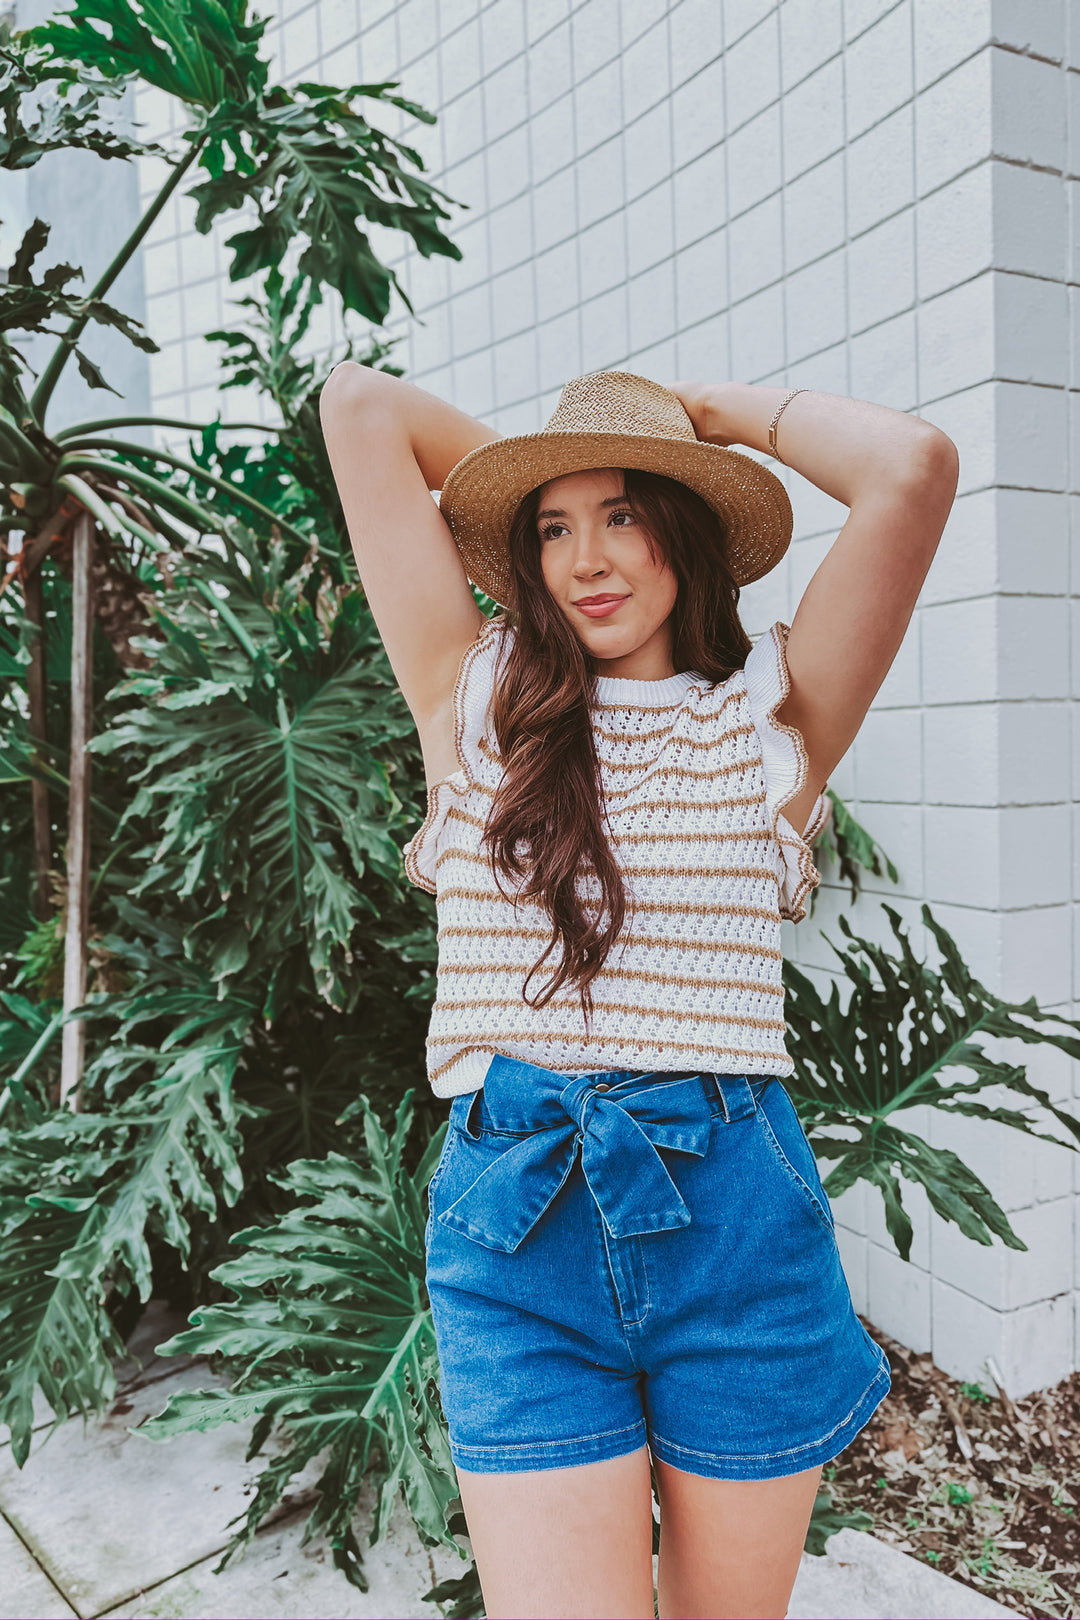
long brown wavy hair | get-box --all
[484,466,752,1017]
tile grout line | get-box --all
[81,1496,324,1620]
[1,1505,80,1619]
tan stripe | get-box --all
[446,805,487,830]
[593,698,683,715]
[476,731,761,775]
[592,689,743,742]
[438,811,773,848]
[599,749,761,777]
[445,781,768,812]
[610,792,767,816]
[612,827,772,846]
[592,685,745,720]
[444,812,772,844]
[601,721,758,753]
[433,997,787,1032]
[434,847,779,888]
[428,1031,787,1080]
[436,924,783,960]
[622,864,779,884]
[603,756,763,795]
[440,960,783,997]
[436,886,779,922]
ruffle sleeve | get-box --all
[402,615,511,895]
[741,620,832,923]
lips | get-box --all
[573,593,629,618]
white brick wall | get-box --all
[131,0,1080,1398]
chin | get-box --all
[580,626,644,661]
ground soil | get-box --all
[827,1321,1080,1618]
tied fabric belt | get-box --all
[435,1053,761,1254]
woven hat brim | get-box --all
[438,432,792,607]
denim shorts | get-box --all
[424,1054,890,1480]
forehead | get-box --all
[536,466,626,508]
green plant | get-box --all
[813,788,899,908]
[141,1092,462,1592]
[785,903,1080,1259]
[0,531,441,1460]
[0,0,454,1477]
[803,1486,873,1556]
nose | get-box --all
[570,525,612,578]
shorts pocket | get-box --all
[426,1091,484,1213]
[755,1081,835,1236]
[425,1134,454,1214]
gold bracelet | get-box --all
[767,387,809,465]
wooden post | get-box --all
[20,500,75,922]
[60,510,95,1110]
[22,560,52,920]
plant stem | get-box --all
[58,474,259,660]
[30,136,205,427]
[57,461,225,535]
[56,444,314,547]
[53,417,285,442]
[0,1011,64,1123]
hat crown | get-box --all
[543,369,697,443]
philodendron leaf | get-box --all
[785,902,1080,1260]
[0,1197,121,1466]
[189,82,464,325]
[26,0,268,109]
[0,21,169,171]
[94,543,422,1008]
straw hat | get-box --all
[438,369,792,608]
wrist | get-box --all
[697,382,747,446]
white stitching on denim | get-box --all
[648,1357,889,1466]
[451,1418,646,1455]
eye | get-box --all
[539,520,566,541]
[609,508,635,526]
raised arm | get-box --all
[319,363,500,783]
[667,381,959,835]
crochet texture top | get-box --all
[403,616,830,1098]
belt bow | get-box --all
[435,1058,719,1253]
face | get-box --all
[534,467,679,677]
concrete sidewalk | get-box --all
[0,1311,1020,1620]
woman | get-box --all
[320,367,958,1620]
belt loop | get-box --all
[717,1075,757,1123]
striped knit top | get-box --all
[403,615,830,1098]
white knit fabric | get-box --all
[403,616,831,1098]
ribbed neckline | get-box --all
[593,669,701,706]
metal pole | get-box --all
[60,510,94,1110]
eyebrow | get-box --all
[536,494,630,520]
